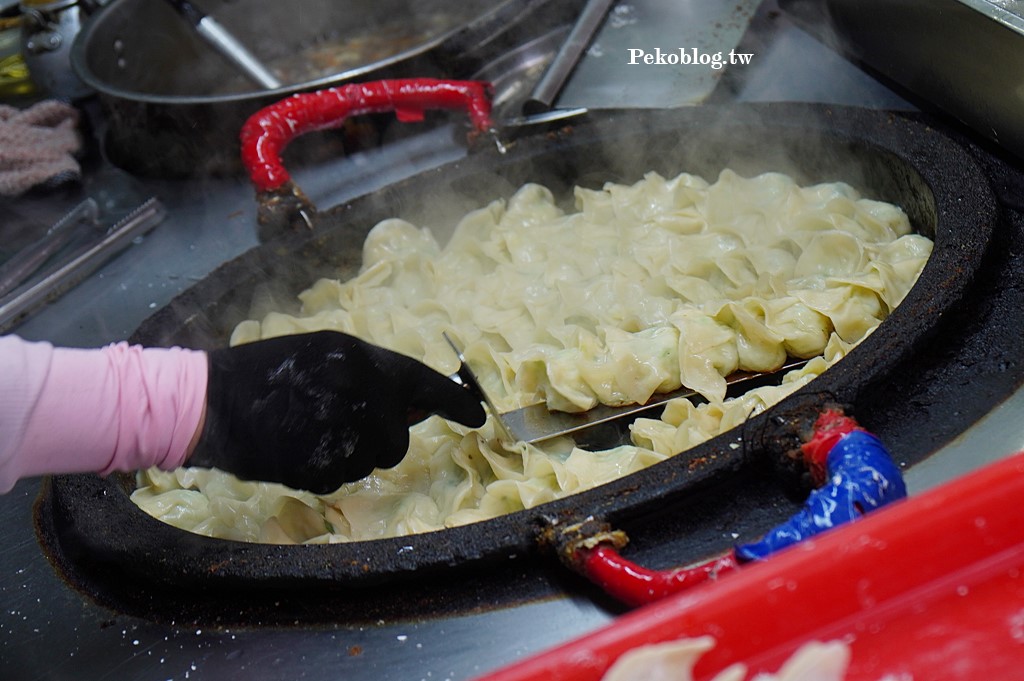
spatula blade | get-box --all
[501,359,807,445]
[444,331,808,447]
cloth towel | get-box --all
[0,100,81,197]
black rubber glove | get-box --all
[187,331,486,494]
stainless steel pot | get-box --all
[68,0,583,176]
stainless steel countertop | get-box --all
[3,1,1023,680]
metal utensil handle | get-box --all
[194,15,281,90]
[523,0,614,115]
[240,79,495,237]
[161,0,281,90]
[0,198,166,332]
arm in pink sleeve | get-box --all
[0,335,208,492]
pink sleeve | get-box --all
[0,335,208,492]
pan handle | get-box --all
[240,78,495,239]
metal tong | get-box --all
[0,198,100,298]
[0,198,166,332]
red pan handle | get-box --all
[240,78,495,238]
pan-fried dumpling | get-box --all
[133,169,931,544]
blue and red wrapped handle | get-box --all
[556,407,908,606]
[736,409,906,561]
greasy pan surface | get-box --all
[35,104,1004,624]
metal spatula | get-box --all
[443,333,807,446]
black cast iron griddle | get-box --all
[33,104,1008,626]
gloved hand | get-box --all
[187,331,486,494]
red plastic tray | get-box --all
[476,451,1024,681]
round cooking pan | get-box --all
[35,103,1001,624]
[69,0,583,176]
